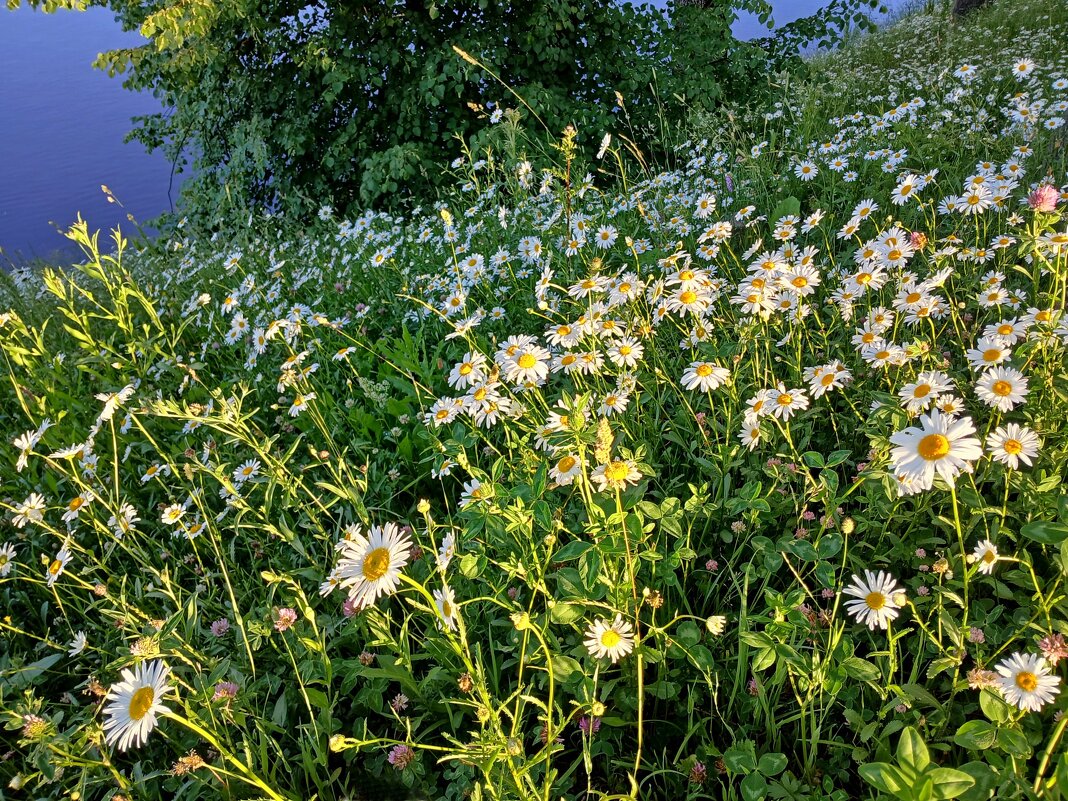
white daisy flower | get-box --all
[970,539,999,575]
[336,522,413,608]
[974,366,1029,412]
[995,652,1060,712]
[434,584,458,631]
[584,615,635,663]
[102,660,173,750]
[889,410,984,489]
[68,631,88,657]
[987,423,1041,470]
[842,570,903,630]
[680,361,730,392]
[549,454,583,487]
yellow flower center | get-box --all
[48,559,63,576]
[696,364,713,377]
[619,345,632,356]
[1003,438,1023,454]
[777,393,792,406]
[992,380,1013,396]
[875,350,890,360]
[557,456,577,473]
[791,276,808,288]
[128,686,155,721]
[1016,671,1038,692]
[473,387,488,402]
[362,547,392,582]
[459,363,474,375]
[887,249,901,262]
[680,290,697,305]
[600,629,622,648]
[679,270,695,282]
[69,497,84,511]
[856,272,873,285]
[557,325,571,337]
[604,461,630,482]
[906,292,921,304]
[918,433,950,461]
[914,385,931,398]
[517,353,537,370]
[821,374,835,386]
[435,409,450,421]
[865,591,885,610]
[982,550,997,564]
[561,354,576,366]
[619,282,631,293]
[998,324,1013,335]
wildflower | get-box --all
[46,543,73,587]
[680,361,730,392]
[434,584,458,631]
[590,458,641,493]
[273,608,298,632]
[289,392,316,417]
[213,681,239,701]
[391,693,410,713]
[578,715,602,735]
[987,423,1040,470]
[460,478,489,507]
[171,751,206,776]
[102,660,173,750]
[967,668,998,689]
[889,410,983,489]
[549,454,582,486]
[706,615,727,635]
[842,570,903,630]
[995,652,1061,712]
[1039,634,1068,667]
[584,615,635,663]
[974,366,1029,412]
[336,522,412,608]
[233,459,261,484]
[21,714,49,740]
[965,336,1011,370]
[210,618,230,637]
[388,744,416,771]
[0,542,16,577]
[1029,184,1060,212]
[970,539,999,574]
[437,532,455,570]
[689,761,709,785]
[68,631,87,657]
[769,384,810,421]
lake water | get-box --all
[0,6,182,263]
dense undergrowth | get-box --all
[3,0,1068,799]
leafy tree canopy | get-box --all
[8,0,884,218]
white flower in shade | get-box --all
[94,384,136,423]
[889,409,983,489]
[289,392,316,417]
[680,361,730,392]
[0,542,16,577]
[842,570,903,630]
[549,453,583,487]
[447,351,488,390]
[68,631,87,657]
[995,652,1061,712]
[336,522,413,608]
[584,615,635,663]
[590,459,642,493]
[433,584,458,631]
[102,660,173,750]
[974,366,1029,412]
[987,424,1041,470]
[706,615,727,635]
[970,539,999,575]
[12,493,46,529]
[437,532,455,571]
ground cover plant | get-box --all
[2,0,1068,798]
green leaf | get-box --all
[927,767,976,800]
[956,762,997,801]
[553,540,593,561]
[841,656,880,682]
[757,752,787,777]
[859,762,909,795]
[954,720,997,751]
[1019,521,1068,545]
[550,654,582,681]
[549,602,584,624]
[897,726,930,772]
[995,726,1031,758]
[723,740,758,774]
[978,689,1012,725]
[740,770,768,801]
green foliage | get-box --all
[11,0,883,220]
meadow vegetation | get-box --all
[2,0,1068,799]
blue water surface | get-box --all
[0,6,182,263]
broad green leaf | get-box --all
[1019,521,1068,545]
[954,720,997,750]
[928,767,976,800]
[897,726,929,772]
